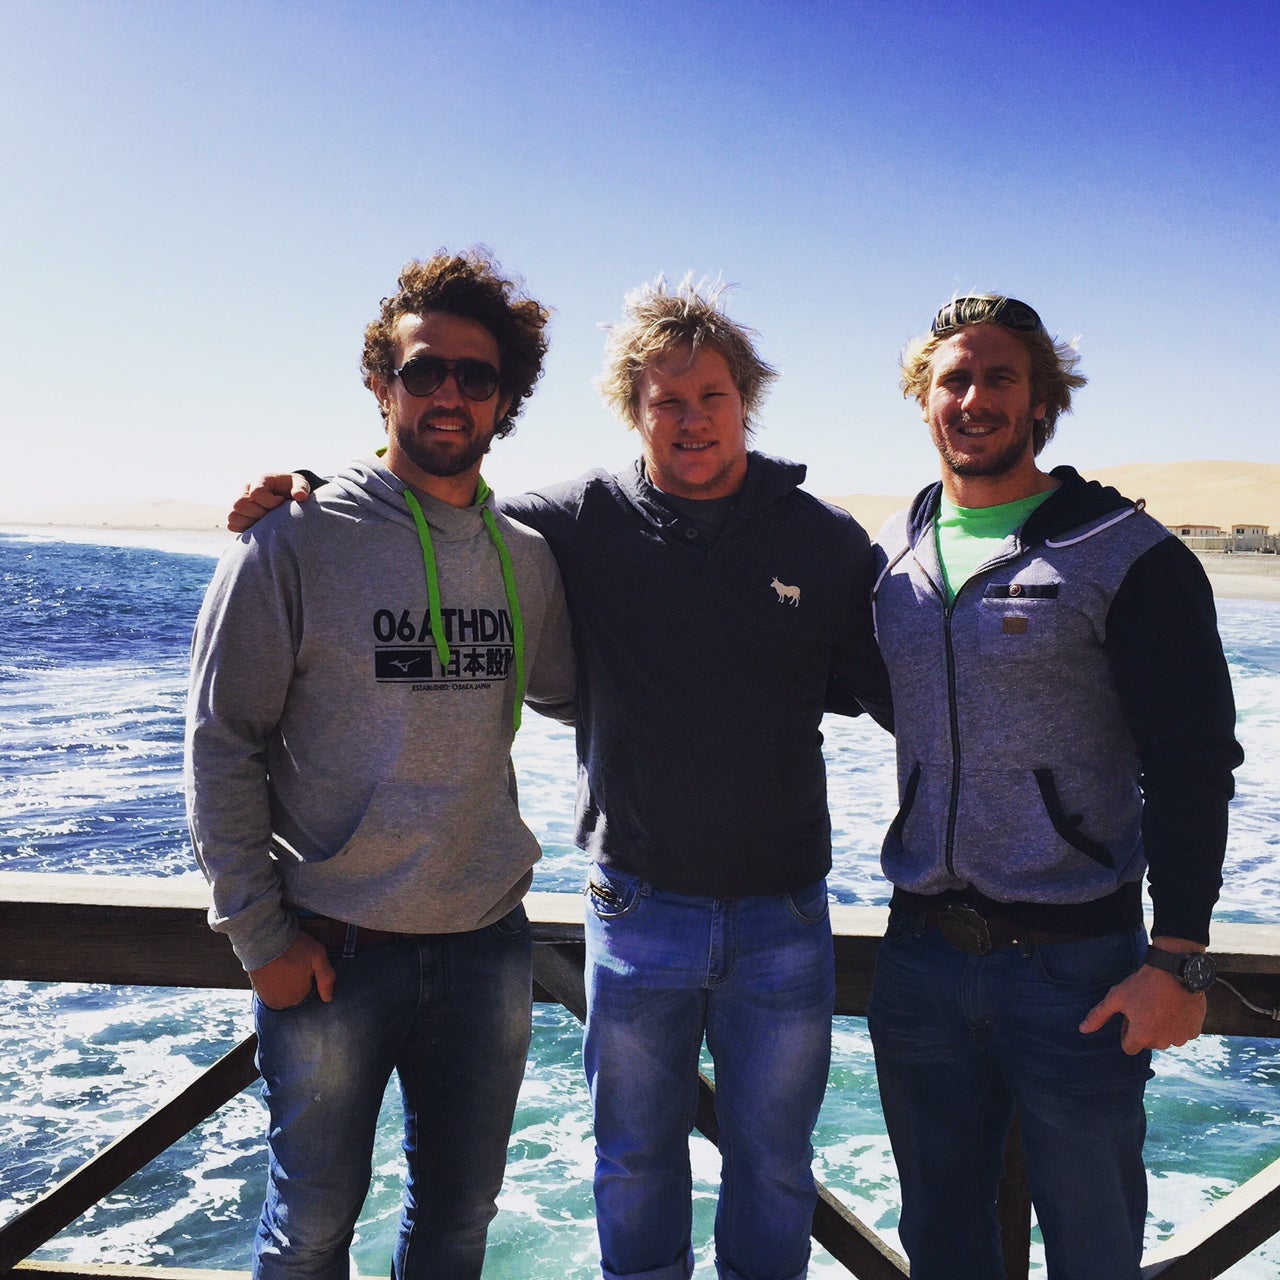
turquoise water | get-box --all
[1,527,1277,1276]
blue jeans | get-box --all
[251,907,533,1280]
[867,914,1153,1280]
[584,865,835,1280]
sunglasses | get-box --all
[393,355,502,402]
[931,296,1044,337]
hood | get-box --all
[619,450,808,523]
[904,465,1143,550]
[323,457,497,542]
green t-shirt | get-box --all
[936,490,1054,604]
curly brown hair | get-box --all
[362,249,551,437]
[900,294,1087,455]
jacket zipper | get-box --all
[942,593,961,875]
[937,546,1024,876]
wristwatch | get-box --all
[1143,946,1216,993]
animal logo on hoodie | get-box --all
[770,577,801,607]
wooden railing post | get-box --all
[998,1113,1032,1279]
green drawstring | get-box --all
[477,478,527,733]
[402,481,526,733]
[403,488,451,673]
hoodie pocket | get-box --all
[1033,768,1114,869]
[886,761,922,847]
[978,589,1060,658]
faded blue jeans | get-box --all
[868,912,1153,1280]
[584,865,834,1280]
[251,906,532,1280]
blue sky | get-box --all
[2,0,1276,510]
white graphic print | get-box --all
[771,577,801,607]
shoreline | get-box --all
[5,522,1280,604]
[1192,552,1280,603]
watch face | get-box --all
[1181,953,1216,993]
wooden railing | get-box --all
[2,872,1279,1279]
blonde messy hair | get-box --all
[596,275,778,433]
[900,293,1087,455]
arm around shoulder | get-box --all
[828,518,894,731]
[519,536,576,724]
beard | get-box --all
[931,408,1038,479]
[390,407,497,479]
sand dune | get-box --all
[1087,461,1280,531]
[827,460,1280,535]
[0,498,225,531]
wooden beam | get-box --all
[5,877,1277,1036]
[812,1183,909,1278]
[1142,1154,1280,1278]
[0,1038,259,1271]
[999,1115,1032,1279]
[531,940,587,1020]
[0,873,246,990]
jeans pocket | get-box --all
[586,864,642,920]
[254,987,323,1015]
[489,901,530,939]
[785,877,830,924]
[1034,929,1144,988]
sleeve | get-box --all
[1104,537,1244,943]
[827,521,894,732]
[498,489,556,538]
[183,529,303,971]
[522,544,577,725]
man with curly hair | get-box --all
[868,294,1242,1279]
[187,250,575,1280]
[231,273,892,1280]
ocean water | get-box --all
[1,526,1277,1276]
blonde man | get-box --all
[869,294,1241,1279]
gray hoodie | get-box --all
[185,458,575,972]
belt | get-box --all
[298,916,421,953]
[924,904,1098,956]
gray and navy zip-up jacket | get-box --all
[873,465,1241,943]
[505,451,893,900]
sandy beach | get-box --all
[1192,552,1280,603]
[2,460,1277,603]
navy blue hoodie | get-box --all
[505,452,892,899]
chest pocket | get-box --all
[977,582,1060,658]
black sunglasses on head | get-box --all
[393,355,502,402]
[931,296,1044,337]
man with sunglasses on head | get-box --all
[186,251,575,1280]
[230,276,893,1280]
[867,294,1242,1279]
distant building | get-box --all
[1231,524,1271,551]
[1168,523,1227,550]
[1167,522,1278,553]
